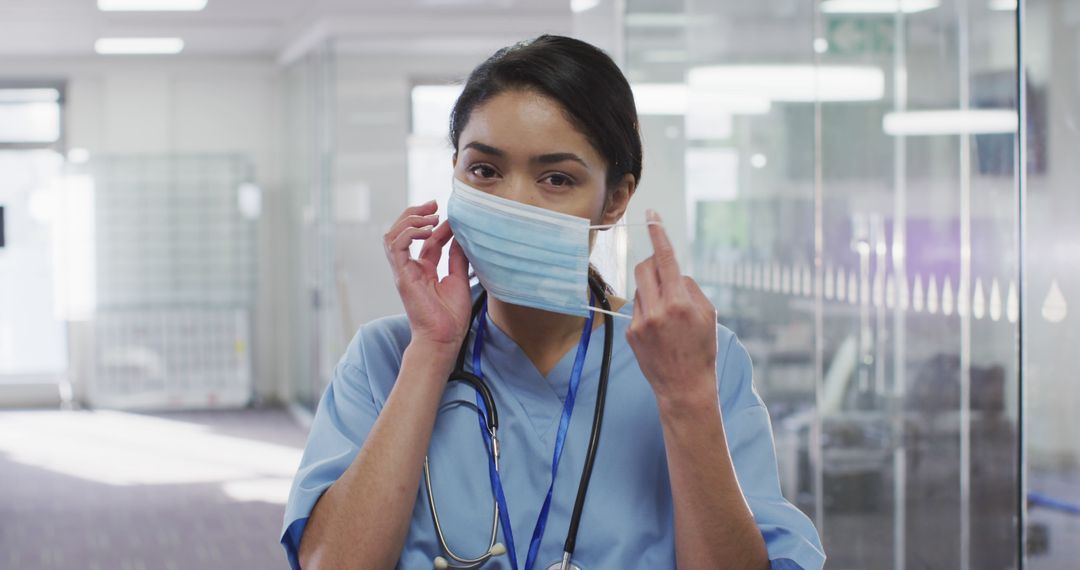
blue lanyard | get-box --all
[471,298,595,570]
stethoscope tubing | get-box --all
[562,277,612,560]
[435,277,613,569]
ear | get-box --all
[451,152,458,168]
[599,173,636,226]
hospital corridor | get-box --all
[0,409,306,568]
[1,0,1079,569]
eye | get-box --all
[543,173,575,188]
[468,164,499,179]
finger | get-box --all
[632,288,647,319]
[628,289,645,341]
[634,257,661,317]
[419,221,453,267]
[388,226,435,268]
[385,214,439,266]
[388,213,440,241]
[645,210,684,293]
[392,225,435,250]
[684,276,717,320]
[447,239,468,278]
[393,200,437,226]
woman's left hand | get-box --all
[626,209,719,407]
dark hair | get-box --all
[449,35,642,191]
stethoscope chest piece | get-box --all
[544,562,581,570]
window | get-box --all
[0,86,63,147]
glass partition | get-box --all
[283,40,338,410]
[1023,0,1080,566]
[625,0,1025,566]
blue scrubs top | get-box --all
[281,299,825,570]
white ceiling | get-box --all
[0,0,571,58]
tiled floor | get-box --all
[0,408,308,570]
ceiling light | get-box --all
[98,0,207,11]
[0,88,60,103]
[632,83,772,116]
[988,0,1017,10]
[632,84,687,115]
[882,110,1018,135]
[571,0,600,13]
[95,38,185,55]
[821,0,939,13]
[688,65,885,102]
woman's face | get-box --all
[453,89,632,228]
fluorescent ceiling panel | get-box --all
[632,83,771,116]
[98,0,207,11]
[688,65,885,102]
[0,88,60,103]
[632,84,687,115]
[571,0,601,13]
[882,110,1018,135]
[820,0,939,13]
[94,38,185,55]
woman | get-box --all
[282,35,824,570]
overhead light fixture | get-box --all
[0,88,60,103]
[570,0,600,13]
[98,0,207,11]
[631,83,771,116]
[688,65,885,102]
[95,38,185,55]
[882,110,1018,135]
[632,84,687,115]
[689,92,771,115]
[820,0,940,13]
[988,0,1017,10]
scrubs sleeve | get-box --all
[718,332,826,570]
[279,330,385,570]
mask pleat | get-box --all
[447,179,593,317]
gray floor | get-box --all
[0,407,309,570]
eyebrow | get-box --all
[463,141,589,168]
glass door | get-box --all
[0,149,68,398]
[0,85,67,405]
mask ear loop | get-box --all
[587,220,664,231]
[584,305,631,320]
[579,220,664,319]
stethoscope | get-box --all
[423,276,614,570]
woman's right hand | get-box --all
[383,200,472,352]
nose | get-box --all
[499,176,540,208]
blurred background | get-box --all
[0,0,1076,568]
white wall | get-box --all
[330,51,504,340]
[0,56,287,404]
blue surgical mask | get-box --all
[447,177,608,318]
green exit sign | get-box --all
[826,17,896,55]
